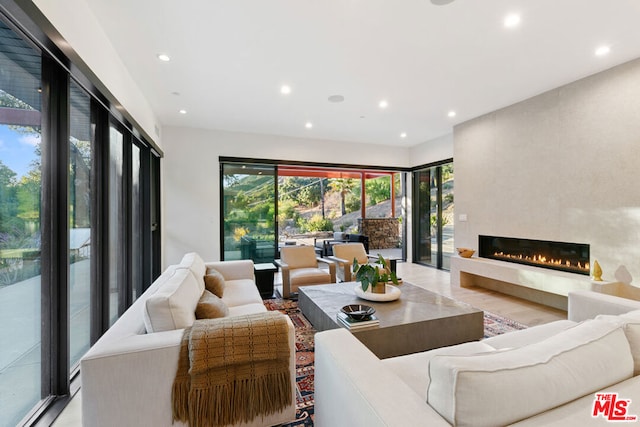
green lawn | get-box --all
[0,249,39,259]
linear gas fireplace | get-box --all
[478,235,590,275]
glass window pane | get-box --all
[365,174,392,218]
[415,168,435,266]
[150,154,161,279]
[414,162,454,270]
[222,163,276,262]
[108,127,124,325]
[430,168,440,266]
[68,81,92,369]
[442,163,454,270]
[0,19,42,426]
[131,143,142,300]
[324,177,361,229]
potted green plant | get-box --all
[353,254,399,294]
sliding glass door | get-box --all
[413,161,454,270]
[221,162,277,262]
[131,142,143,300]
[0,9,163,425]
[108,126,125,325]
[68,81,92,370]
[0,19,42,426]
[441,163,454,269]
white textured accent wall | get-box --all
[455,57,640,284]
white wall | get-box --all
[162,127,418,266]
[409,133,454,166]
[455,57,640,284]
[32,0,161,148]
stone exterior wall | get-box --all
[358,218,400,249]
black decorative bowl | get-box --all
[341,304,376,321]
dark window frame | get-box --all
[411,158,454,270]
[0,4,163,425]
[219,157,410,262]
[40,54,71,399]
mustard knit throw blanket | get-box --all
[172,312,291,427]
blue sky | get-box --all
[0,125,40,180]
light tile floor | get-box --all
[51,262,566,426]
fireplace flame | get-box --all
[493,251,590,273]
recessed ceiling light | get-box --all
[448,110,457,118]
[595,45,611,56]
[280,85,291,95]
[400,132,407,138]
[179,109,187,114]
[328,95,345,103]
[157,53,171,62]
[305,122,313,129]
[379,100,388,109]
[504,14,521,28]
[431,0,455,5]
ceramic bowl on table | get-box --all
[341,304,376,321]
[457,247,476,258]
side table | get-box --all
[388,258,398,274]
[254,262,277,299]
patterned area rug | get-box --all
[484,310,528,338]
[264,298,316,426]
[263,298,528,426]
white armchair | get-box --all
[275,245,336,298]
[328,243,388,282]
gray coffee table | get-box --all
[298,281,484,359]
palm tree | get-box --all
[329,178,357,216]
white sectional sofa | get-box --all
[569,289,640,322]
[80,253,296,427]
[315,290,640,426]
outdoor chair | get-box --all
[328,243,388,282]
[275,245,336,298]
[315,233,370,256]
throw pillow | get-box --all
[144,268,200,333]
[204,267,225,297]
[195,290,229,319]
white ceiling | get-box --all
[83,0,640,147]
